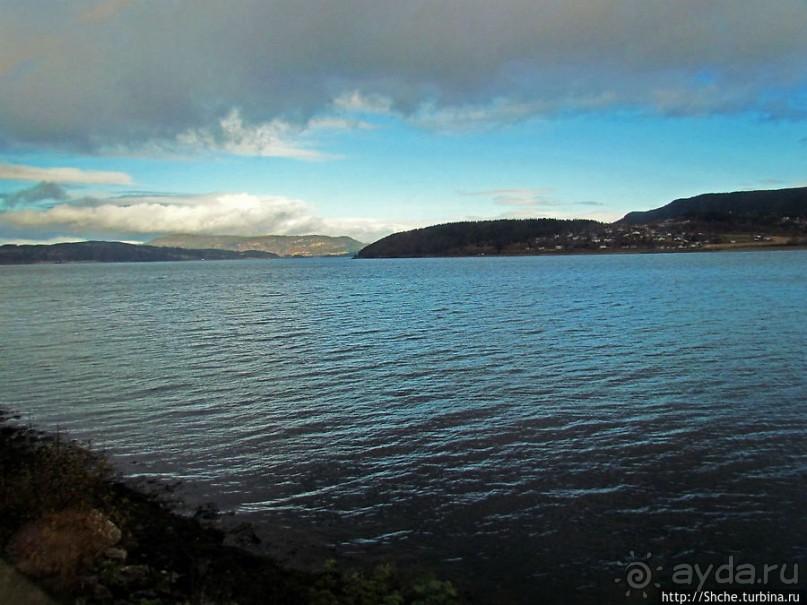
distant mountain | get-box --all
[619,186,807,225]
[147,234,365,257]
[355,219,603,258]
[0,241,278,264]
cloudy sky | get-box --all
[1,0,806,244]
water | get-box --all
[1,252,805,603]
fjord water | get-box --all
[1,252,805,603]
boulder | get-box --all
[10,509,122,584]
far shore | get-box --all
[2,240,804,265]
[355,241,807,259]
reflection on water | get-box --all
[1,252,805,603]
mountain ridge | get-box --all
[619,186,807,225]
[147,234,365,257]
[0,241,278,264]
[355,219,602,258]
[357,186,807,258]
[3,186,805,263]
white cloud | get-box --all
[0,192,404,243]
[410,100,546,132]
[333,91,393,115]
[308,116,374,131]
[460,188,555,207]
[0,163,133,185]
[1,235,86,246]
[305,216,414,244]
[175,109,355,160]
[0,183,625,244]
[4,193,310,234]
[459,188,621,222]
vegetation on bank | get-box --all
[3,186,806,264]
[356,187,807,258]
[0,410,464,605]
[355,218,602,258]
[619,186,807,225]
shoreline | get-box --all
[1,241,805,265]
[355,242,807,259]
[0,410,465,604]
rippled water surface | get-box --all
[1,252,805,603]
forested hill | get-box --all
[619,186,807,225]
[357,187,807,258]
[355,219,603,258]
[0,241,278,264]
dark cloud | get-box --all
[1,0,806,151]
[0,182,68,209]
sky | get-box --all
[1,0,806,245]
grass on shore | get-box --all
[0,410,464,605]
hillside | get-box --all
[148,234,365,257]
[355,219,603,258]
[0,241,278,264]
[620,186,807,226]
[356,186,807,258]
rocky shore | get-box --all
[0,410,464,605]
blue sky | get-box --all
[1,1,806,244]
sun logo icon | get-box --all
[614,551,662,598]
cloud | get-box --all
[0,191,404,243]
[459,188,620,222]
[1,0,805,151]
[176,110,337,160]
[494,206,619,222]
[409,101,544,132]
[172,109,374,159]
[0,182,68,208]
[80,0,136,24]
[0,235,86,246]
[0,163,133,185]
[460,188,555,207]
[332,91,393,115]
